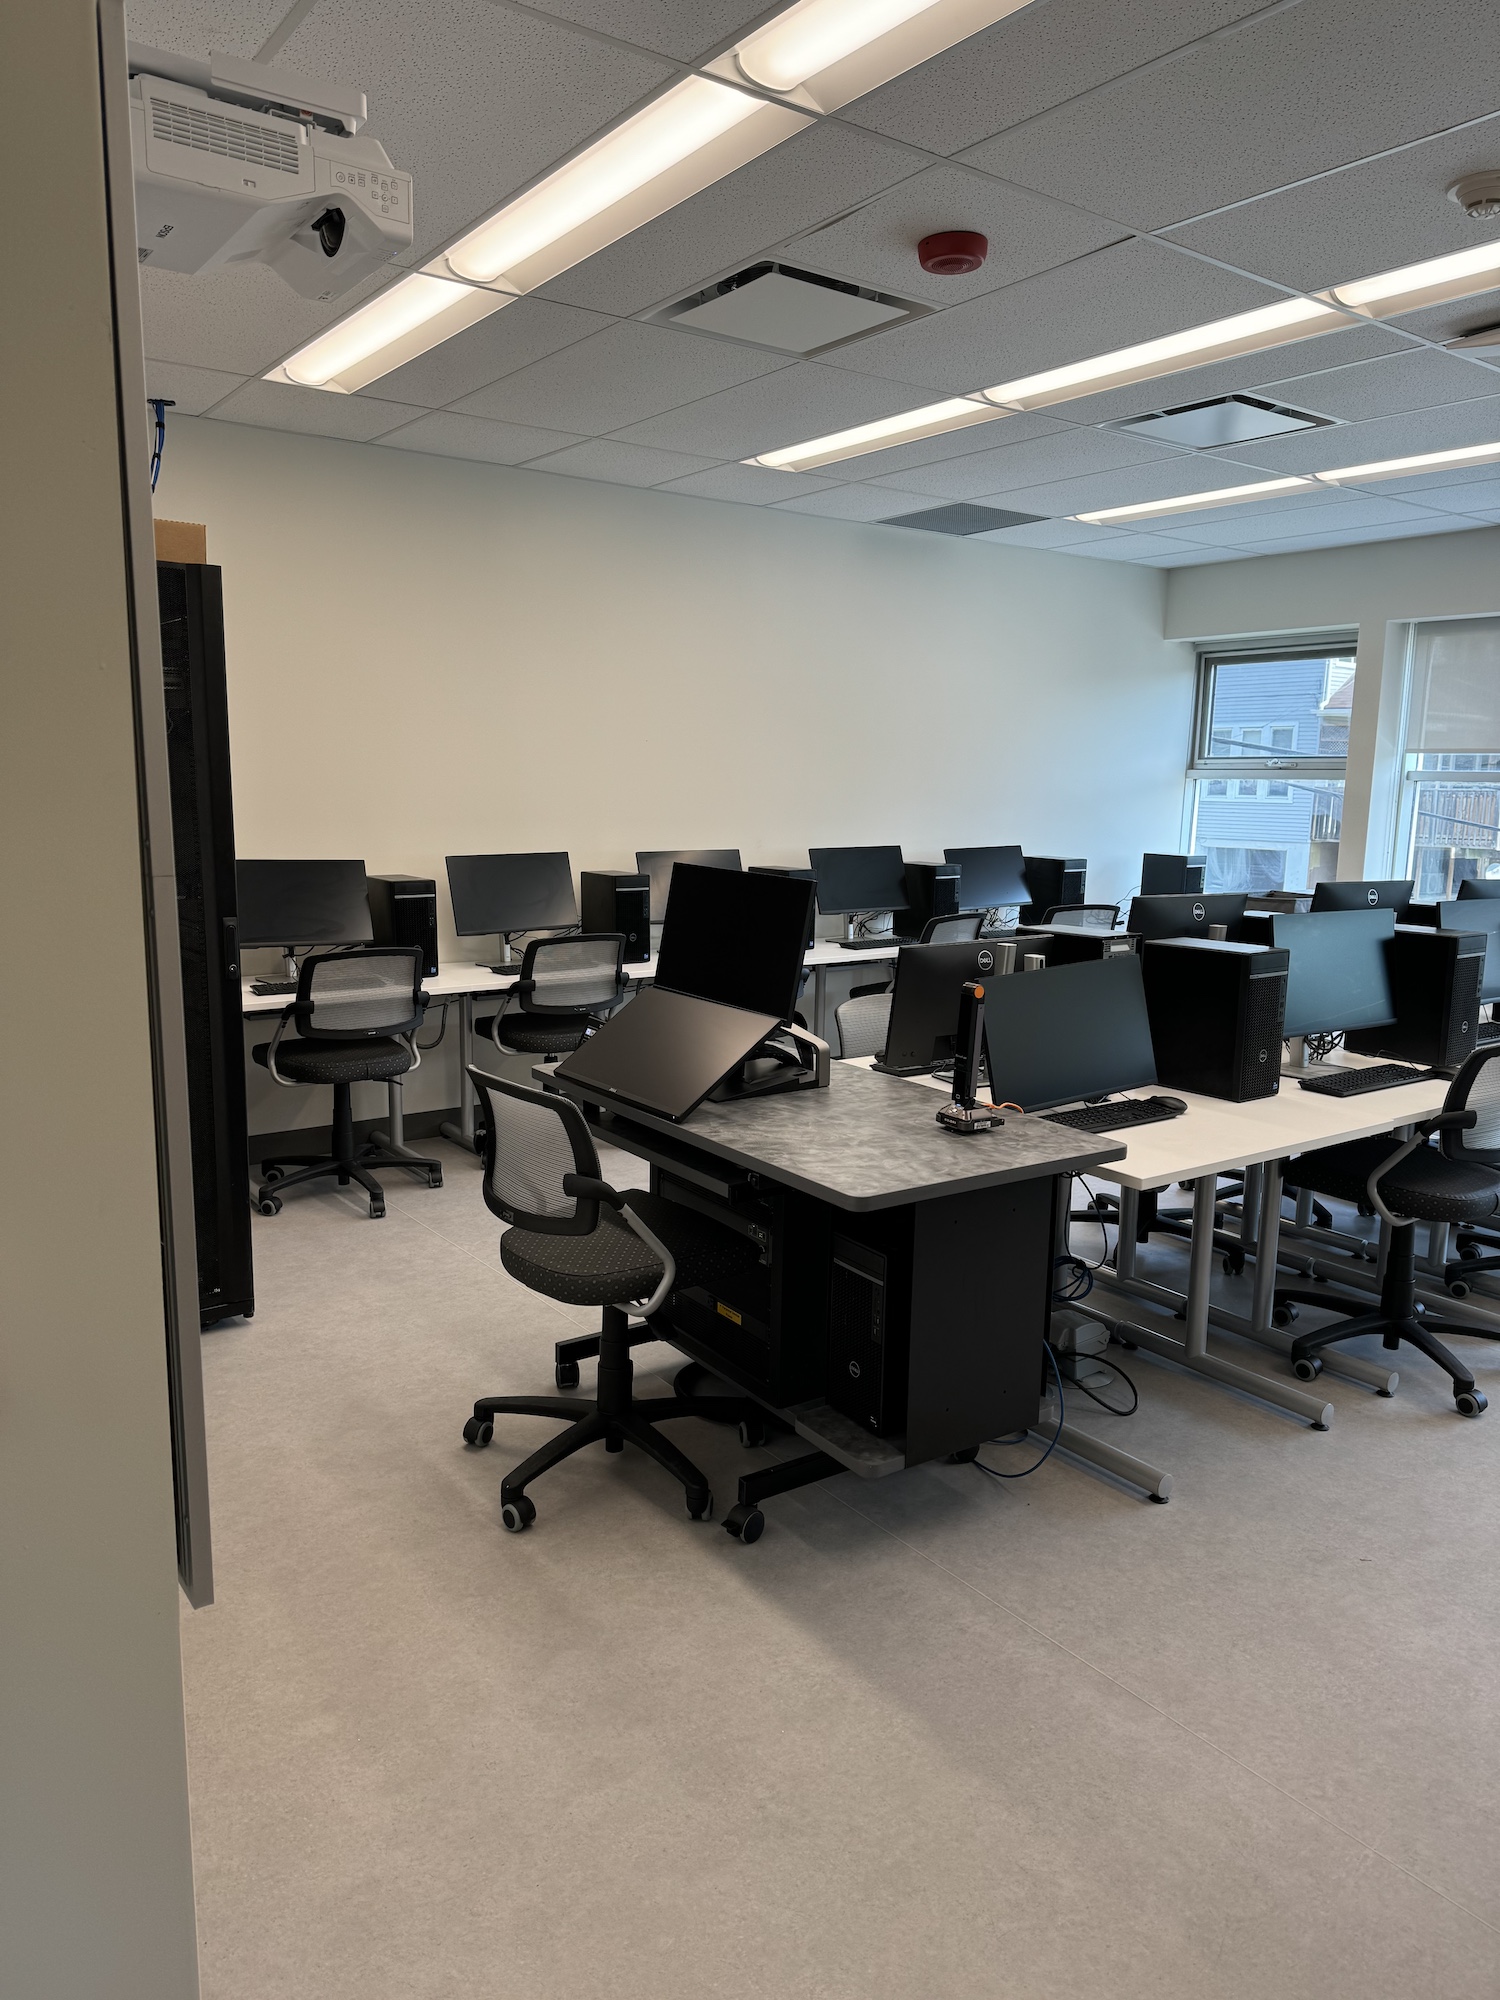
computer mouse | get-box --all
[1149,1095,1188,1113]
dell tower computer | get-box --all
[825,1236,904,1438]
[1345,926,1484,1069]
[895,862,962,937]
[157,560,253,1327]
[1019,856,1086,925]
[367,874,438,977]
[1140,938,1289,1100]
[579,870,651,962]
[1141,852,1207,896]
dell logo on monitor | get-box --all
[978,949,994,973]
[1367,887,1379,905]
[1192,902,1206,923]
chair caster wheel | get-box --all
[724,1504,764,1543]
[946,1445,980,1463]
[1272,1304,1298,1328]
[500,1494,536,1532]
[256,1193,282,1216]
[555,1360,581,1391]
[463,1417,493,1447]
[1292,1356,1322,1381]
[427,1169,443,1189]
[1456,1390,1487,1417]
[369,1201,386,1219]
[738,1417,771,1448]
[261,1165,284,1185]
[1447,1280,1470,1299]
[686,1490,714,1522]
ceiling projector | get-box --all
[128,44,413,300]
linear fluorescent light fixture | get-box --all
[715,0,1040,114]
[1316,439,1500,484]
[266,273,507,393]
[1073,440,1500,523]
[749,396,1005,471]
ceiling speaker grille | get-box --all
[149,94,303,175]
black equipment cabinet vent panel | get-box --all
[158,561,253,1326]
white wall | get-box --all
[153,417,1195,1130]
[1165,527,1500,878]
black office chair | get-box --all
[463,1069,767,1530]
[253,945,439,1220]
[474,933,626,1058]
[1042,903,1119,930]
[1271,1045,1500,1415]
[920,912,983,942]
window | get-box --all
[1393,618,1500,897]
[1188,643,1356,895]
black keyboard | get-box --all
[249,978,298,996]
[1297,1063,1438,1097]
[839,936,914,951]
[1479,1021,1500,1045]
[1043,1096,1186,1134]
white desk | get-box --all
[802,939,898,1041]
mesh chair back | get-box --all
[836,991,893,1060]
[1441,1045,1500,1165]
[922,913,983,944]
[518,934,624,1016]
[295,946,424,1038]
[1043,904,1119,930]
[469,1068,603,1235]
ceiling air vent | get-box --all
[879,504,1045,536]
[655,262,927,356]
[1114,395,1336,448]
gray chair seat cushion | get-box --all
[252,1036,414,1084]
[1287,1135,1500,1223]
[499,1189,761,1308]
[474,1014,589,1055]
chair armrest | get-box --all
[1418,1108,1477,1138]
[562,1173,625,1209]
[263,1007,299,1087]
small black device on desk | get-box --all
[1044,1095,1186,1133]
[936,981,1003,1132]
[1297,1063,1439,1097]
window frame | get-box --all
[1189,640,1357,780]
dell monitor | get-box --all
[1439,896,1500,1002]
[1140,853,1207,897]
[635,848,742,923]
[236,859,371,966]
[877,939,1009,1074]
[445,852,577,962]
[1309,878,1413,915]
[809,845,908,922]
[942,845,1029,911]
[1271,910,1397,1037]
[654,863,813,1022]
[1126,892,1248,942]
[982,956,1158,1112]
[1456,878,1500,901]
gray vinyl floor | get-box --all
[183,1119,1500,2000]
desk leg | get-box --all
[439,992,479,1154]
[1115,1188,1138,1279]
[1038,1420,1174,1502]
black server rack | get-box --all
[157,561,254,1326]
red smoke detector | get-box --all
[918,230,988,275]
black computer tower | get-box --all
[895,862,961,937]
[579,871,651,962]
[750,866,818,948]
[1345,926,1483,1069]
[157,561,254,1327]
[825,1235,905,1437]
[1140,938,1288,1101]
[1141,852,1207,896]
[1020,855,1086,924]
[368,873,438,976]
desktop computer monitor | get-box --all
[1125,892,1248,941]
[809,845,907,916]
[636,848,742,923]
[1271,910,1398,1035]
[1456,878,1500,901]
[236,859,372,949]
[1140,852,1207,896]
[654,863,813,1022]
[941,845,1029,910]
[1438,896,1500,1002]
[445,852,577,941]
[983,956,1158,1112]
[879,940,1008,1072]
[1309,878,1413,915]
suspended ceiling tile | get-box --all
[124,0,287,59]
[206,378,428,441]
[535,120,925,318]
[1164,121,1500,293]
[452,318,789,434]
[1350,472,1500,511]
[820,239,1282,394]
[960,0,1500,230]
[1137,485,1352,533]
[1047,323,1411,429]
[524,438,722,486]
[961,454,1304,517]
[139,262,388,377]
[784,164,1126,309]
[1253,348,1500,425]
[1166,495,1443,544]
[966,516,1111,548]
[364,298,615,409]
[1387,287,1500,347]
[374,411,587,465]
[143,360,247,416]
[531,1,777,63]
[1350,462,1500,498]
[1143,544,1250,566]
[842,0,1271,157]
[277,0,674,268]
[770,485,921,521]
[1062,530,1210,561]
[867,423,1179,501]
[1218,396,1500,474]
[1240,517,1489,556]
[656,464,839,505]
[611,361,941,460]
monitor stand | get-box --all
[707,1024,830,1102]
